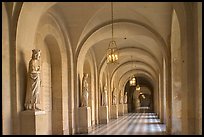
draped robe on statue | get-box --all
[24,50,41,110]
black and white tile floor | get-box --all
[79,113,166,135]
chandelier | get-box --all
[107,2,119,64]
[130,76,136,86]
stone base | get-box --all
[78,107,91,133]
[78,127,92,134]
[118,104,124,116]
[111,105,118,119]
[63,129,70,135]
[124,104,128,114]
[20,110,46,135]
[99,106,109,124]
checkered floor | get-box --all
[79,113,166,135]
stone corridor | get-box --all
[2,2,202,135]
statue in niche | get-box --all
[102,84,108,106]
[112,88,117,105]
[24,49,41,110]
[119,90,123,104]
[81,73,89,107]
[124,92,128,104]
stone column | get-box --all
[170,11,182,134]
[20,110,47,135]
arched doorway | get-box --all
[124,76,154,113]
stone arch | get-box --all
[76,21,168,84]
[122,71,155,113]
[16,6,72,133]
[16,3,56,50]
[110,61,157,91]
[99,46,161,73]
[111,66,157,107]
[119,70,155,92]
[99,46,161,88]
[44,35,63,134]
[16,3,74,133]
[82,52,96,126]
[111,60,158,83]
[78,2,156,46]
[169,3,201,134]
[120,70,157,113]
[76,20,169,64]
[44,10,74,134]
[34,11,70,134]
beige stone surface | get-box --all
[170,10,182,134]
[2,3,12,135]
[124,104,128,114]
[118,104,124,116]
[111,105,118,119]
[78,107,91,133]
[20,110,47,135]
[2,2,202,135]
[99,106,109,124]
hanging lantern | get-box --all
[107,41,119,63]
[106,2,119,64]
[136,77,140,90]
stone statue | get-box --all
[81,73,89,107]
[102,84,108,106]
[112,88,117,105]
[119,90,123,104]
[124,92,128,104]
[24,49,41,110]
[136,99,141,108]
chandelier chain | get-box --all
[111,2,114,41]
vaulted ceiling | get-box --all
[47,2,173,90]
[18,2,173,90]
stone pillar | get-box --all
[118,104,124,116]
[124,104,128,114]
[111,105,118,119]
[99,106,109,124]
[20,110,47,135]
[170,11,182,134]
[78,107,91,133]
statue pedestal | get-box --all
[78,107,91,133]
[118,104,124,116]
[124,104,128,114]
[20,110,46,135]
[99,106,109,124]
[111,105,118,119]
